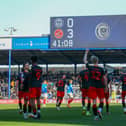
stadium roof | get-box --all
[0,49,126,65]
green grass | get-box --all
[0,103,125,126]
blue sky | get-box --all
[0,0,126,36]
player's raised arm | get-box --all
[83,49,89,64]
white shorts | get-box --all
[41,93,48,98]
[68,93,73,98]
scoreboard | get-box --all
[50,15,126,49]
[50,17,74,49]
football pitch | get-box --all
[0,103,125,126]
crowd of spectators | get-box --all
[0,69,123,100]
[0,72,8,99]
[0,71,80,99]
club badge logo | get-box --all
[54,18,64,28]
[95,23,110,40]
[54,29,64,39]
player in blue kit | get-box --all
[42,80,48,107]
[67,79,74,108]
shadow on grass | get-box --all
[0,104,125,126]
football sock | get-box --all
[33,108,37,115]
[56,98,59,106]
[43,99,46,104]
[87,100,91,111]
[93,104,97,116]
[68,99,73,104]
[37,104,41,112]
[19,100,22,110]
[122,99,125,108]
[28,104,32,113]
[82,98,85,107]
[58,99,63,107]
[106,101,109,112]
[23,104,27,113]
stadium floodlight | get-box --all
[4,26,17,35]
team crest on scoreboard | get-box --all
[54,18,64,28]
[54,29,64,39]
[95,23,110,40]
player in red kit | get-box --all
[103,69,112,115]
[120,72,126,114]
[21,62,32,119]
[56,75,67,111]
[79,67,91,116]
[16,68,25,114]
[29,56,43,119]
[84,49,107,120]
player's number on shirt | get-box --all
[84,73,88,81]
[91,71,101,80]
[36,72,41,80]
[58,80,64,87]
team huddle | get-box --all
[16,56,42,119]
[16,50,126,120]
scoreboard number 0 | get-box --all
[67,18,74,28]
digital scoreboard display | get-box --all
[50,15,126,49]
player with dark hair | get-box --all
[21,62,32,119]
[79,66,91,116]
[56,75,67,111]
[16,67,25,114]
[29,56,43,119]
[67,79,74,108]
[16,62,31,117]
[84,49,107,120]
[119,71,126,114]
